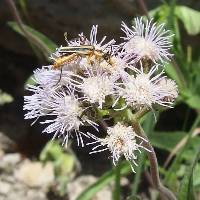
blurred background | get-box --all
[0,0,200,200]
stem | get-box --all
[132,151,145,195]
[132,121,177,200]
[113,163,121,200]
[132,112,152,195]
[136,0,150,19]
[6,0,51,58]
[171,58,187,88]
[132,107,150,121]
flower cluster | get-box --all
[24,18,178,171]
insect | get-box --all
[58,45,113,65]
[51,33,114,85]
[60,32,113,65]
[52,53,78,69]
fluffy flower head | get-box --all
[156,77,178,103]
[72,67,115,108]
[88,122,149,172]
[121,18,173,63]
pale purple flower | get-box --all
[121,18,173,64]
[87,122,150,172]
[69,65,116,109]
[115,64,175,109]
[41,88,98,146]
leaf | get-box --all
[0,90,13,105]
[40,141,63,162]
[55,153,75,175]
[178,147,200,200]
[25,75,36,87]
[150,131,186,151]
[76,161,131,200]
[8,21,59,88]
[7,21,57,54]
[148,5,169,23]
[175,6,200,35]
[193,164,200,187]
[185,95,200,110]
[164,63,182,89]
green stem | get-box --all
[132,107,150,121]
[132,121,177,200]
[132,152,145,195]
[132,113,153,195]
[113,163,121,200]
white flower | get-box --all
[41,88,98,146]
[99,54,129,80]
[33,66,72,88]
[23,84,55,120]
[156,77,178,103]
[71,67,116,109]
[87,122,149,172]
[121,18,173,63]
[51,25,118,78]
[116,65,174,109]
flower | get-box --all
[156,77,178,103]
[100,54,129,80]
[24,83,98,146]
[32,66,73,88]
[70,66,116,109]
[41,88,98,146]
[51,25,118,80]
[116,64,175,109]
[87,122,149,172]
[23,84,54,120]
[121,18,173,64]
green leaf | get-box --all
[7,21,57,55]
[150,131,186,151]
[148,5,169,23]
[178,147,200,200]
[76,161,131,200]
[55,153,75,175]
[185,95,200,110]
[24,75,36,87]
[0,90,13,105]
[126,195,140,200]
[175,6,200,35]
[193,164,200,187]
[164,63,183,89]
[97,108,110,117]
[40,141,63,162]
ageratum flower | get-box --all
[24,82,98,146]
[32,66,74,88]
[156,77,178,103]
[50,25,119,81]
[40,88,98,146]
[23,84,54,120]
[70,66,116,109]
[121,18,173,64]
[87,122,150,172]
[116,64,176,109]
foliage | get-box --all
[40,141,76,196]
[0,89,13,105]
